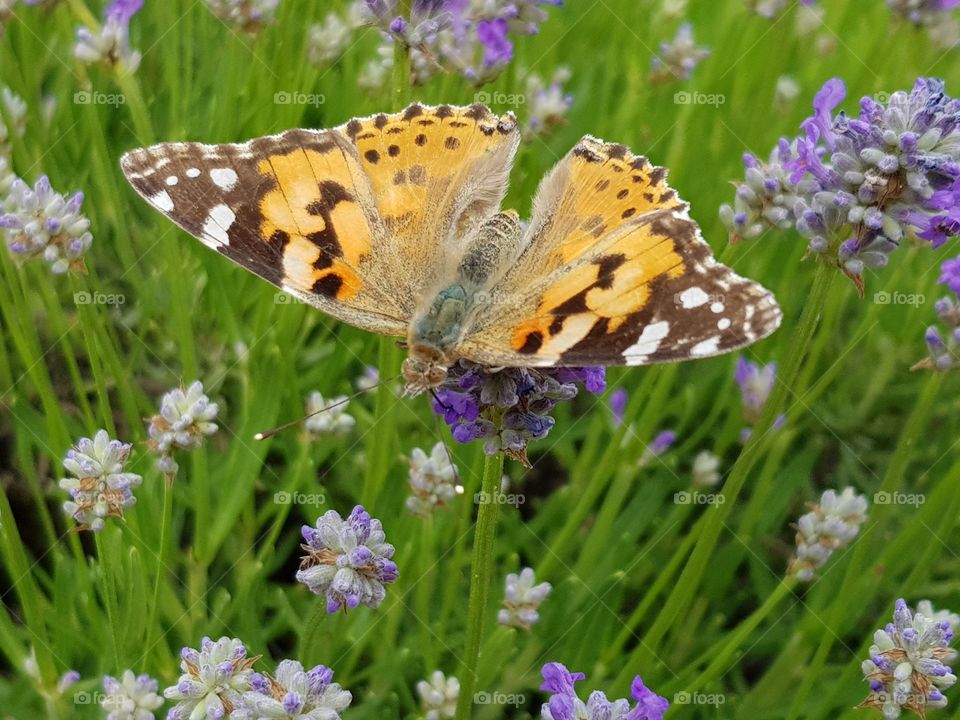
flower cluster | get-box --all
[307,4,363,68]
[888,0,960,48]
[744,0,817,19]
[721,78,960,291]
[236,660,352,720]
[649,23,710,82]
[406,442,460,516]
[432,360,605,464]
[539,663,669,720]
[787,487,868,581]
[296,505,398,613]
[146,380,219,477]
[59,430,142,532]
[917,600,960,632]
[692,450,721,488]
[1,174,92,274]
[734,357,784,441]
[0,86,26,157]
[363,0,563,86]
[205,0,279,33]
[417,671,460,720]
[917,253,960,370]
[860,598,958,718]
[164,637,258,719]
[303,391,356,436]
[523,66,574,140]
[498,567,551,629]
[101,670,164,719]
[74,0,143,72]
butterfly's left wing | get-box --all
[459,136,782,366]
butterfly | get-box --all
[120,103,781,392]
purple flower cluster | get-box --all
[237,660,352,719]
[888,1,960,47]
[734,357,785,441]
[539,663,668,720]
[721,78,960,291]
[861,598,957,717]
[917,253,960,370]
[431,360,605,464]
[364,0,563,85]
[296,505,398,613]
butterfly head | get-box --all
[402,343,452,393]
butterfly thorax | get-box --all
[402,210,524,393]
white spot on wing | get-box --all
[201,203,235,248]
[150,190,174,212]
[210,167,238,190]
[690,336,721,356]
[623,321,670,365]
[718,317,731,330]
[679,287,709,309]
[165,175,178,186]
[710,301,724,313]
[186,168,201,178]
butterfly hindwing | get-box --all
[459,136,782,366]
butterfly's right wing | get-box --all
[121,129,409,334]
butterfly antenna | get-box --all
[254,374,403,441]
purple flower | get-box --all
[539,663,668,720]
[238,660,352,719]
[610,388,628,426]
[431,361,604,464]
[106,0,143,23]
[650,22,710,81]
[940,256,960,295]
[476,17,512,66]
[721,77,960,290]
[296,505,398,613]
[164,637,257,720]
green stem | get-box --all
[95,531,122,668]
[392,0,413,110]
[142,477,172,672]
[638,261,836,664]
[453,452,505,720]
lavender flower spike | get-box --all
[164,637,258,720]
[101,670,164,719]
[236,660,352,720]
[147,380,219,478]
[59,430,142,532]
[498,567,552,629]
[417,671,459,720]
[296,505,398,613]
[539,662,669,720]
[205,0,279,33]
[650,23,710,82]
[406,442,460,516]
[787,487,868,581]
[74,0,143,71]
[916,253,960,371]
[860,598,958,717]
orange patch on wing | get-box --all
[315,260,363,301]
[328,200,372,267]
